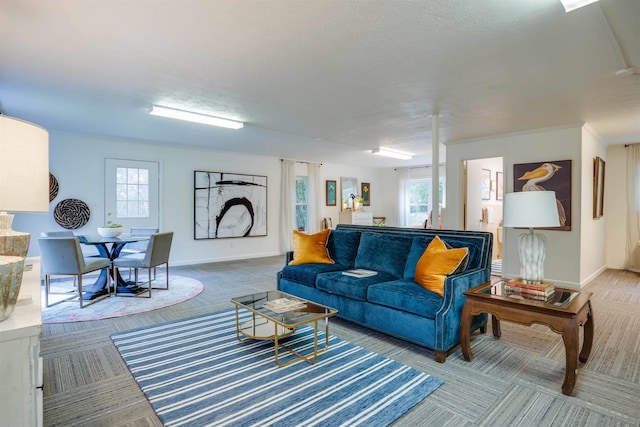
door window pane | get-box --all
[115,167,150,219]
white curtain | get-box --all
[279,159,296,253]
[307,162,321,234]
[625,145,640,271]
[396,168,411,227]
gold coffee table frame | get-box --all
[230,290,338,367]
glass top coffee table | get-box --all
[230,290,338,367]
[460,280,594,396]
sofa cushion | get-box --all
[288,229,334,265]
[327,230,361,268]
[354,232,413,278]
[316,270,398,301]
[414,236,469,296]
[367,279,443,319]
[281,263,348,287]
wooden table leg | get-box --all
[460,302,474,361]
[491,314,501,338]
[579,301,594,363]
[561,321,580,396]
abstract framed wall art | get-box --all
[361,182,370,206]
[326,180,336,206]
[513,159,571,231]
[194,171,267,239]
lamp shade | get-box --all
[503,191,560,228]
[0,115,49,213]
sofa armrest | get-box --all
[433,267,490,351]
[444,267,490,302]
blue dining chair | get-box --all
[38,237,112,308]
[121,227,159,279]
[112,232,173,298]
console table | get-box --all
[0,257,43,426]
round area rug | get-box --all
[42,275,204,323]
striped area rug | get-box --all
[111,309,443,426]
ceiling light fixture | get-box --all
[371,148,412,160]
[559,0,598,12]
[149,105,244,129]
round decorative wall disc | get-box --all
[49,173,59,202]
[54,198,90,229]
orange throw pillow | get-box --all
[288,229,334,265]
[414,236,468,296]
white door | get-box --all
[105,159,160,230]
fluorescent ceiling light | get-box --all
[371,148,412,160]
[149,105,243,129]
[559,0,598,12]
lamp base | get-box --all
[0,212,31,322]
[0,212,30,258]
[0,256,25,321]
[518,229,547,284]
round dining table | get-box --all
[76,234,150,299]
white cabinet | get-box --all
[0,258,43,427]
[339,211,373,226]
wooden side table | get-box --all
[460,281,594,396]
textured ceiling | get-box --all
[1,0,639,167]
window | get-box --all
[116,167,149,218]
[295,176,308,231]
[401,173,445,227]
[408,179,429,226]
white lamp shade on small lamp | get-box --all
[503,191,560,229]
[0,114,49,321]
[0,115,49,214]
[503,191,560,284]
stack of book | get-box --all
[263,298,306,313]
[505,278,555,301]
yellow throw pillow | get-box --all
[414,236,469,296]
[288,229,335,265]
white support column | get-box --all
[431,114,440,229]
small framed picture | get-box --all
[361,182,370,206]
[326,180,337,206]
[481,169,491,200]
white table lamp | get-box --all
[502,191,560,284]
[0,115,49,321]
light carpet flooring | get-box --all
[41,257,640,426]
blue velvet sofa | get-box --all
[277,224,492,362]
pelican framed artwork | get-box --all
[513,159,571,231]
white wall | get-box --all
[445,124,605,288]
[14,131,389,266]
[580,126,608,283]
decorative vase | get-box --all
[0,256,24,321]
[97,226,124,238]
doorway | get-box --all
[463,157,503,261]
